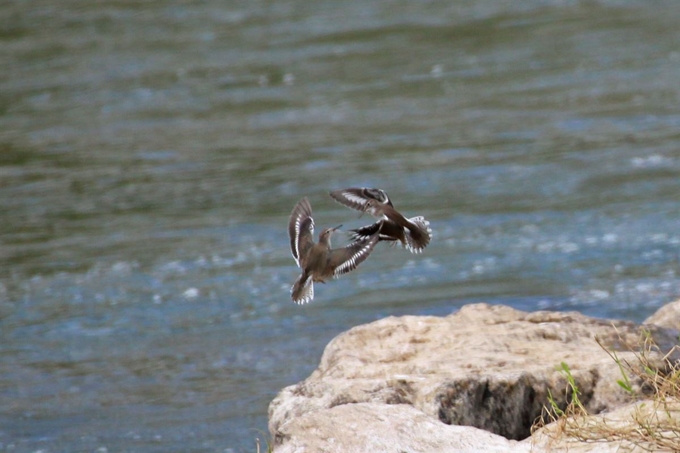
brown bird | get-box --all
[329,187,432,253]
[288,197,379,304]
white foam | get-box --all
[183,287,200,299]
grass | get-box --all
[255,437,272,453]
[533,327,680,451]
[253,429,273,453]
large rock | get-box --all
[531,399,680,452]
[274,402,529,453]
[645,298,680,330]
[274,401,670,453]
[270,303,674,451]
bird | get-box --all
[288,197,380,304]
[329,187,432,253]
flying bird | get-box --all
[288,197,379,304]
[329,187,432,253]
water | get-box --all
[2,0,680,451]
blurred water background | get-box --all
[2,0,680,451]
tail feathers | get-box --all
[404,216,432,254]
[291,273,314,304]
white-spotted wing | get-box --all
[329,187,393,215]
[330,233,380,277]
[288,197,314,268]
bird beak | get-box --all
[333,224,343,231]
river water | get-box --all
[1,0,680,451]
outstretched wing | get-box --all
[350,219,402,243]
[288,197,314,267]
[329,187,393,213]
[329,233,380,277]
[348,220,384,242]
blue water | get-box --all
[1,0,680,451]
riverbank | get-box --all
[268,300,680,452]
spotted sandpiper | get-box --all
[288,197,380,304]
[329,187,432,253]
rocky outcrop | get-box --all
[269,301,679,452]
[531,399,680,452]
[274,402,529,453]
[645,298,680,330]
[274,399,677,453]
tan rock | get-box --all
[531,399,680,452]
[269,303,662,448]
[274,402,529,453]
[645,298,680,330]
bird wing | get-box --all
[329,187,393,213]
[329,233,380,277]
[288,197,315,268]
[350,219,403,243]
[348,220,384,241]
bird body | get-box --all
[329,188,432,253]
[288,197,379,304]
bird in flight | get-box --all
[329,187,432,253]
[288,197,380,304]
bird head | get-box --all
[319,224,342,246]
[361,199,383,218]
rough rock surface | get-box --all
[274,401,669,453]
[274,402,529,453]
[531,399,680,452]
[270,302,677,452]
[272,304,645,438]
[645,298,680,330]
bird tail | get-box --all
[291,273,314,304]
[404,216,432,253]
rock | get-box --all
[269,303,662,450]
[531,399,680,452]
[645,298,680,330]
[274,402,529,453]
[273,400,672,453]
[643,299,680,365]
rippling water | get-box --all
[2,0,680,451]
